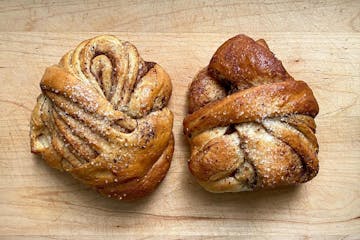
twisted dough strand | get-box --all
[30,35,174,200]
[184,35,319,192]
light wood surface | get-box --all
[0,0,359,32]
[0,32,359,239]
[0,0,359,239]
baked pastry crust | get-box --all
[183,34,319,192]
[30,35,174,200]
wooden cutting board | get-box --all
[0,32,359,238]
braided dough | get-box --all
[183,35,319,192]
[30,35,174,200]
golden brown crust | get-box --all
[188,67,226,114]
[183,34,319,192]
[208,34,293,90]
[30,35,174,200]
[184,80,319,137]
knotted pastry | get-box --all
[30,35,174,200]
[183,35,319,192]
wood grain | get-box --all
[0,0,359,32]
[0,32,359,239]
